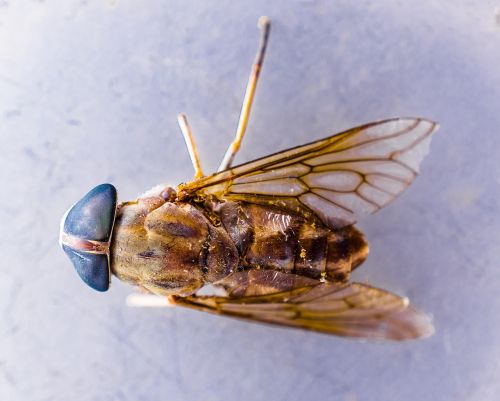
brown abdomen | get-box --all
[219,202,369,281]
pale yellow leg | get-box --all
[126,293,175,308]
[218,16,271,172]
[177,113,204,179]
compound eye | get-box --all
[60,183,117,292]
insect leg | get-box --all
[177,113,205,179]
[126,293,175,308]
[217,16,271,172]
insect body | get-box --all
[111,188,369,296]
[60,18,438,340]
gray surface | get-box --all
[1,1,500,400]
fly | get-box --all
[60,17,438,341]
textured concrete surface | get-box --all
[1,1,500,400]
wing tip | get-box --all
[382,117,439,134]
[421,118,440,136]
[405,117,440,134]
[387,306,435,341]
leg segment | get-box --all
[218,16,271,172]
[178,113,204,179]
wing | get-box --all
[179,118,438,228]
[171,280,434,341]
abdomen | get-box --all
[218,202,369,281]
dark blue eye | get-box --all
[60,184,117,292]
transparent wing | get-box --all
[171,280,434,341]
[179,118,438,228]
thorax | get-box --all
[110,189,238,296]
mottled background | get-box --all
[1,1,500,400]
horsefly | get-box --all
[60,17,437,340]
